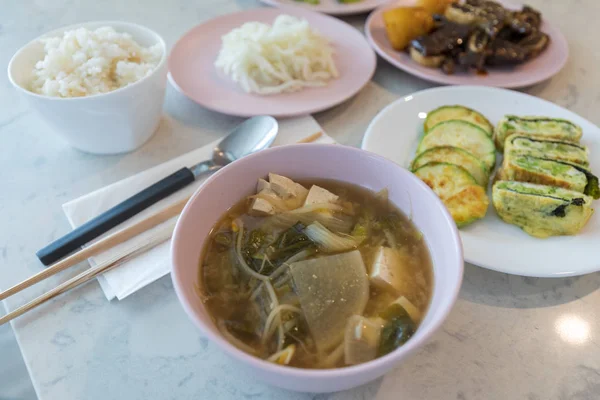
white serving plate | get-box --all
[362,86,600,277]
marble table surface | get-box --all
[2,0,600,399]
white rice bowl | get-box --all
[30,26,163,98]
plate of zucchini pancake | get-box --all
[362,86,600,277]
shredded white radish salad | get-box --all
[215,15,339,95]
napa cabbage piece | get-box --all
[260,203,354,234]
[304,221,364,252]
[289,250,369,352]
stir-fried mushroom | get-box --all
[445,0,508,38]
[519,31,550,58]
[457,29,490,72]
[408,0,549,74]
[411,20,472,57]
[485,38,529,66]
[509,5,542,35]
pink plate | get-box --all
[259,0,390,16]
[365,0,569,88]
[169,7,376,117]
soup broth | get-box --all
[199,175,433,369]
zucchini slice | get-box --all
[417,120,496,171]
[413,162,489,227]
[424,105,493,136]
[411,146,488,186]
[494,115,583,151]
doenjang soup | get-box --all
[199,174,433,369]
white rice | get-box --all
[30,26,162,98]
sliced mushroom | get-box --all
[485,38,528,66]
[457,30,489,72]
[509,5,542,35]
[444,3,477,25]
[440,57,456,75]
[445,0,507,38]
[468,29,490,53]
[519,31,550,59]
[410,21,472,57]
[409,47,446,68]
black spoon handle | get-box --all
[37,167,195,266]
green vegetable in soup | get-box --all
[304,221,362,253]
[240,229,270,273]
[373,213,403,232]
[213,232,232,252]
[350,221,367,239]
[377,313,416,357]
[243,223,317,277]
[275,223,309,248]
[269,223,315,264]
[377,303,416,356]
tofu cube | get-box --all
[249,198,275,216]
[304,185,339,206]
[369,247,410,293]
[392,296,422,323]
[268,173,308,201]
[249,188,279,216]
[256,178,271,193]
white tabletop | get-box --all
[2,1,600,399]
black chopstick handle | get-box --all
[36,167,196,266]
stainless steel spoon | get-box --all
[37,116,278,266]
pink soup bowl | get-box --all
[171,144,463,393]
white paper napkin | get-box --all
[63,116,334,301]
